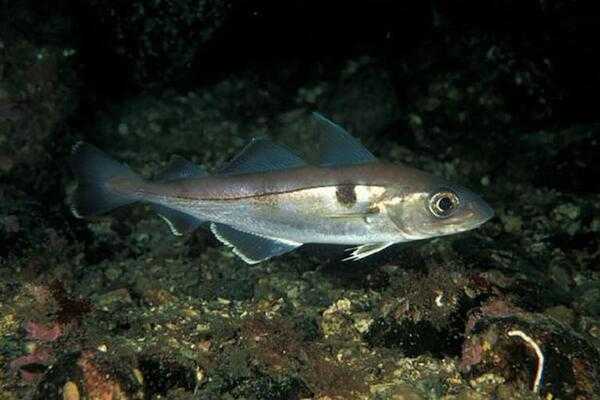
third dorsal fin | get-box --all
[155,156,207,181]
[312,112,377,167]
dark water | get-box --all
[1,1,599,399]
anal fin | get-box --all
[210,223,302,264]
[153,205,205,236]
[343,242,394,261]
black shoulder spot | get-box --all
[336,184,357,208]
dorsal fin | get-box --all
[218,137,305,175]
[312,112,377,166]
[155,156,207,181]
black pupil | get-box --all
[438,196,453,212]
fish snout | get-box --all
[470,196,494,225]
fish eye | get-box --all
[429,190,459,218]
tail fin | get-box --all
[69,142,142,218]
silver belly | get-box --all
[160,186,402,245]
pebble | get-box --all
[96,288,132,308]
[62,381,80,400]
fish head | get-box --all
[382,174,494,240]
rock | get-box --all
[535,133,600,193]
[24,321,62,342]
[0,154,15,173]
[460,302,600,398]
[320,298,358,339]
[140,287,176,306]
[322,61,401,139]
[371,383,425,400]
[544,305,575,326]
[390,385,425,400]
[575,285,600,317]
[32,350,144,400]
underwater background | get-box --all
[1,0,599,399]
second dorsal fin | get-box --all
[312,112,377,166]
[218,137,306,175]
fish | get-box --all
[69,112,494,264]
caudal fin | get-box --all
[69,142,141,218]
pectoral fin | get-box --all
[343,242,395,261]
[210,223,303,264]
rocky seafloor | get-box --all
[1,1,600,399]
